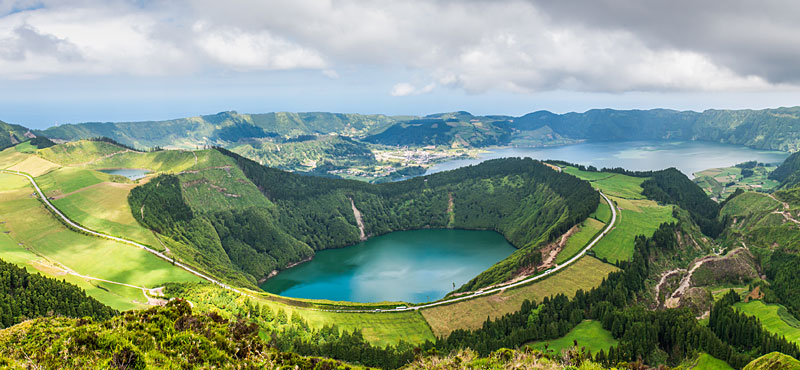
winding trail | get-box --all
[2,168,616,313]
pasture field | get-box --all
[526,320,617,355]
[37,140,128,165]
[556,217,604,264]
[592,197,675,262]
[694,165,778,200]
[36,166,123,197]
[590,200,612,223]
[563,167,646,200]
[420,256,619,337]
[0,173,201,308]
[52,182,164,249]
[734,301,800,344]
[6,155,60,177]
[87,148,229,174]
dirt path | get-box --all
[350,197,367,241]
[655,268,686,304]
[177,165,231,175]
[765,193,800,224]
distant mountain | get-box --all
[363,113,513,147]
[515,107,800,151]
[25,106,800,151]
[0,120,34,149]
[38,111,403,149]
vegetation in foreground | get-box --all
[0,300,364,370]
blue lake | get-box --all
[260,229,516,303]
[99,168,150,180]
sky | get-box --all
[1,0,800,129]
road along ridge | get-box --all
[0,169,241,294]
[2,169,615,313]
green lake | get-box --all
[259,229,516,303]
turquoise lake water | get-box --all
[259,229,516,303]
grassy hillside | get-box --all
[743,352,800,370]
[0,300,369,370]
[420,256,619,337]
[130,151,600,290]
[0,120,32,150]
[527,320,617,355]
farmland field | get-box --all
[420,256,619,337]
[0,172,201,309]
[556,217,604,264]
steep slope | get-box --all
[0,120,33,150]
[769,150,800,188]
[129,150,599,290]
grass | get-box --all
[558,168,675,262]
[690,353,734,370]
[734,300,800,344]
[6,155,61,177]
[52,182,164,249]
[420,256,619,337]
[592,197,676,263]
[183,284,435,347]
[556,218,604,264]
[37,140,129,165]
[694,165,779,200]
[36,166,122,197]
[300,310,435,347]
[563,167,646,200]
[0,173,201,309]
[526,320,617,355]
[590,200,612,223]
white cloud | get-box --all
[0,0,795,93]
[390,82,436,96]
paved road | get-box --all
[2,169,616,313]
[0,170,241,294]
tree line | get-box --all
[0,258,117,328]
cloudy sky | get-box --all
[2,0,800,128]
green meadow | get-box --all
[527,320,617,355]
